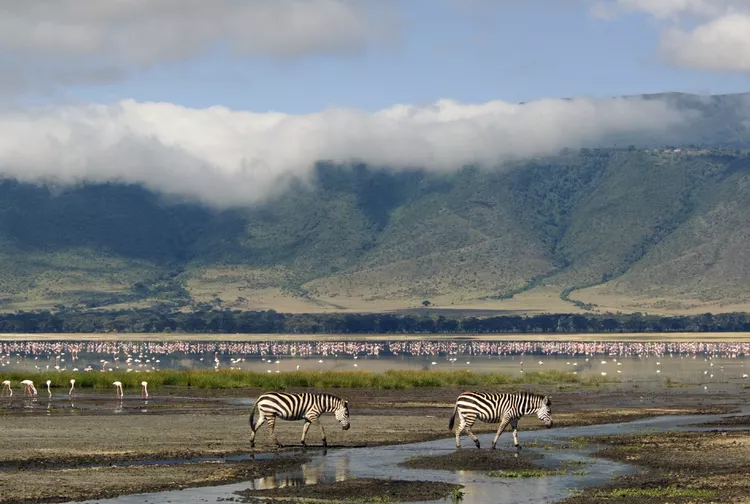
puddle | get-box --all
[0,393,253,417]
[70,408,750,504]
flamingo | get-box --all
[46,380,52,398]
[69,379,76,396]
[1,380,11,397]
[113,381,123,398]
[20,379,37,397]
[140,381,148,399]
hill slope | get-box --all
[0,92,749,315]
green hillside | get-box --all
[0,92,749,315]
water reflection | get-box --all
[250,452,350,491]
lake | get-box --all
[1,338,748,386]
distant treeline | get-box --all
[0,308,749,334]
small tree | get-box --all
[422,300,431,307]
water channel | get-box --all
[69,408,748,504]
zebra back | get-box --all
[455,391,549,421]
[256,391,347,419]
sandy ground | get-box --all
[3,331,750,342]
[0,386,746,503]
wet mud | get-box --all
[0,387,746,503]
[695,414,750,426]
[399,448,543,472]
[237,478,464,503]
[559,431,750,503]
[0,456,310,504]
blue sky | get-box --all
[6,0,750,113]
[0,0,748,206]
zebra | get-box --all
[449,391,553,450]
[249,391,350,448]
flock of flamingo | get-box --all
[1,378,148,399]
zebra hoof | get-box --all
[301,442,307,448]
[515,445,522,451]
[474,441,481,449]
[322,441,328,448]
[250,442,255,448]
[491,445,496,450]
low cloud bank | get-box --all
[0,95,738,207]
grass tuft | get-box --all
[0,369,617,391]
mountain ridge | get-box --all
[1,92,749,315]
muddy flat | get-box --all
[237,478,464,503]
[559,431,750,503]
[0,386,746,503]
[400,448,543,471]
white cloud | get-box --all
[661,13,750,71]
[0,0,393,63]
[591,0,743,20]
[592,0,750,72]
[0,0,399,96]
[0,96,695,207]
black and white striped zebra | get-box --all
[249,391,350,448]
[449,391,553,450]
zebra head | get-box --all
[536,395,553,428]
[335,399,351,430]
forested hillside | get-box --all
[0,144,748,315]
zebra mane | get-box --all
[317,392,347,408]
[521,391,550,405]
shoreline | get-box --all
[2,331,750,342]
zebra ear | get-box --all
[344,400,349,407]
[543,395,551,405]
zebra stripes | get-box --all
[449,391,553,449]
[249,391,350,448]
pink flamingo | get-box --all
[113,381,123,398]
[1,380,11,397]
[46,380,52,398]
[69,379,76,396]
[20,379,37,397]
[140,381,148,399]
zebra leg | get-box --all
[313,417,327,447]
[301,420,312,447]
[465,426,481,449]
[454,415,465,449]
[511,419,521,450]
[491,418,511,450]
[250,412,266,448]
[266,415,284,448]
[454,412,474,448]
[460,415,481,449]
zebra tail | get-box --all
[448,405,457,431]
[249,402,259,432]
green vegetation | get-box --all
[4,306,750,333]
[0,96,749,315]
[591,486,715,499]
[0,369,617,390]
[487,469,568,478]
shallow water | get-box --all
[70,408,749,504]
[1,339,749,386]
